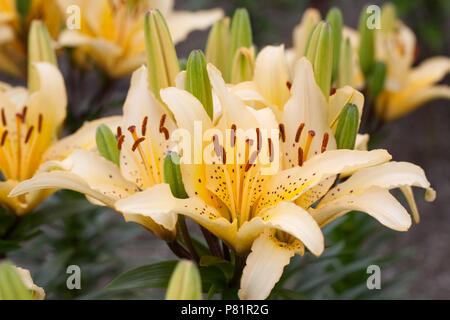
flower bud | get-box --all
[96,124,120,166]
[293,8,321,58]
[368,61,387,100]
[231,47,254,84]
[166,260,202,300]
[16,0,31,22]
[334,103,359,150]
[164,152,188,199]
[186,50,214,120]
[144,9,180,101]
[305,21,333,99]
[381,3,397,33]
[205,18,230,76]
[28,20,57,93]
[337,37,354,88]
[326,7,343,81]
[228,8,253,82]
[358,7,375,78]
[0,262,34,300]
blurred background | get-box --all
[1,0,449,299]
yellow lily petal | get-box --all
[238,230,295,300]
[312,186,412,231]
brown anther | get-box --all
[268,138,274,162]
[159,114,167,129]
[117,135,125,150]
[279,123,286,142]
[256,128,261,152]
[286,81,292,90]
[160,127,170,140]
[330,88,337,96]
[16,113,23,122]
[1,108,6,126]
[245,151,258,172]
[298,147,304,166]
[38,114,43,132]
[142,116,148,136]
[132,137,146,152]
[1,130,7,146]
[25,126,34,144]
[295,123,305,143]
[21,106,28,122]
[321,132,329,153]
[117,126,122,137]
[128,125,136,134]
[230,124,237,148]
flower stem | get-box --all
[178,215,199,263]
[201,226,223,258]
[166,240,192,260]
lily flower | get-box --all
[0,0,63,77]
[14,266,46,300]
[56,0,223,77]
[10,65,178,240]
[112,63,403,300]
[374,20,450,121]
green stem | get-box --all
[201,227,223,258]
[206,284,216,300]
[166,241,192,260]
[178,215,200,263]
[230,254,246,287]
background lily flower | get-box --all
[0,0,63,77]
[56,0,223,78]
[1,62,120,215]
[10,66,177,241]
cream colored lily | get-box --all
[10,65,177,240]
[0,0,63,77]
[112,64,401,300]
[56,0,223,77]
[14,266,45,300]
[0,62,120,215]
[375,21,450,121]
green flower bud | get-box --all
[96,124,120,166]
[381,3,397,33]
[335,103,359,150]
[205,18,230,76]
[358,7,375,78]
[166,260,202,300]
[337,37,354,88]
[0,262,34,300]
[164,152,188,199]
[228,8,253,82]
[144,9,180,101]
[368,61,387,100]
[305,21,333,99]
[231,47,254,84]
[28,20,57,93]
[326,7,343,82]
[16,0,31,22]
[186,50,214,120]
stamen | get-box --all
[25,126,34,144]
[117,126,122,137]
[117,135,125,150]
[298,147,304,166]
[245,151,258,172]
[213,135,226,164]
[132,137,146,152]
[160,127,170,140]
[21,106,28,122]
[230,124,237,147]
[128,125,136,134]
[321,132,329,153]
[268,138,274,162]
[142,116,148,136]
[279,124,286,142]
[159,114,167,129]
[1,108,6,126]
[303,130,315,161]
[256,128,261,152]
[286,81,292,90]
[38,114,43,132]
[295,123,305,143]
[1,130,7,146]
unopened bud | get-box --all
[186,50,214,120]
[144,10,180,101]
[335,103,359,150]
[228,8,253,82]
[358,7,375,78]
[166,260,202,300]
[0,262,35,300]
[381,3,397,33]
[164,152,188,199]
[293,8,321,58]
[305,21,333,99]
[368,61,387,100]
[205,18,230,76]
[337,37,354,88]
[96,124,120,166]
[231,47,254,84]
[28,20,57,93]
[326,7,343,82]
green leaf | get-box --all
[105,261,178,291]
[199,256,234,281]
[0,262,34,300]
[96,124,120,165]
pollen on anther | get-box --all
[132,137,146,152]
[142,116,148,136]
[298,147,304,166]
[279,124,286,142]
[1,108,6,126]
[25,126,34,144]
[117,135,125,150]
[1,130,8,146]
[295,123,305,143]
[321,132,329,153]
